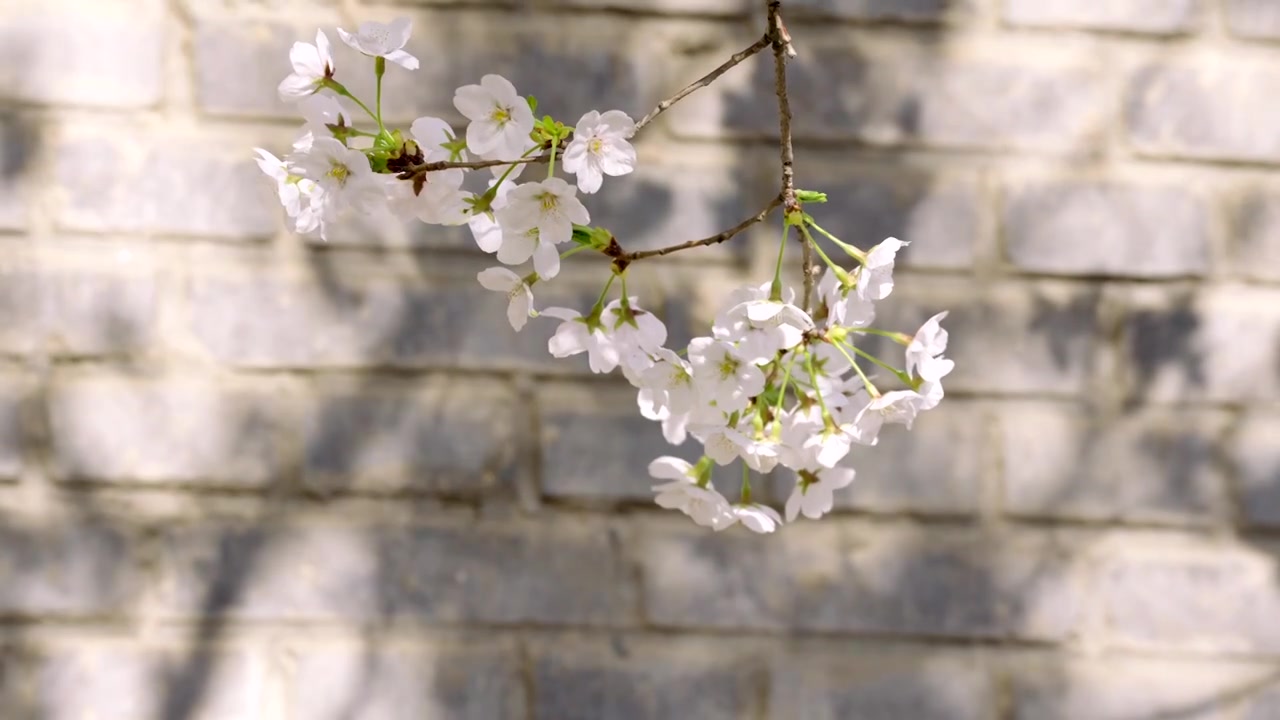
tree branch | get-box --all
[403,34,769,176]
[767,0,809,310]
[634,33,773,134]
[610,194,784,269]
[401,153,549,175]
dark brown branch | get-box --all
[634,33,773,134]
[401,153,549,175]
[610,194,784,269]
[767,0,809,309]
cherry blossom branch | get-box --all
[767,0,810,310]
[608,194,784,271]
[634,33,773,134]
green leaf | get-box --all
[527,95,538,113]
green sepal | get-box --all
[571,224,613,250]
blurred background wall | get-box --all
[2,0,1280,717]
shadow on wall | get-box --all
[2,2,1280,719]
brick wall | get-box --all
[3,0,1280,717]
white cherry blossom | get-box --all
[906,311,955,383]
[856,237,909,301]
[604,299,667,372]
[732,503,783,534]
[688,338,765,414]
[785,467,855,522]
[454,74,536,160]
[254,149,324,236]
[288,138,384,231]
[298,94,346,142]
[499,178,589,248]
[337,18,419,70]
[649,457,736,530]
[694,424,750,466]
[639,348,697,417]
[562,110,637,194]
[819,269,875,329]
[410,116,466,163]
[716,297,815,364]
[477,267,535,331]
[543,307,621,374]
[493,221,561,279]
[278,30,333,101]
[849,389,927,446]
[467,179,514,254]
[388,169,468,226]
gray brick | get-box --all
[1234,411,1280,529]
[1004,181,1210,278]
[0,271,155,357]
[530,636,759,720]
[0,179,22,232]
[323,202,472,250]
[548,0,744,14]
[1004,0,1200,34]
[303,378,523,495]
[538,380,758,503]
[37,645,264,720]
[670,43,1103,152]
[871,279,1099,395]
[37,646,162,720]
[193,20,300,119]
[1098,546,1280,654]
[0,6,162,108]
[1000,404,1229,525]
[769,646,991,720]
[0,388,23,481]
[1006,655,1274,720]
[0,114,34,231]
[636,521,1081,640]
[539,383,727,503]
[48,379,280,486]
[0,523,138,616]
[795,157,979,271]
[292,640,524,720]
[1226,0,1280,40]
[586,151,763,262]
[1235,190,1280,282]
[39,273,157,356]
[541,385,672,503]
[160,519,636,624]
[1242,684,1280,720]
[200,15,661,124]
[788,0,969,22]
[189,272,596,371]
[55,129,277,238]
[836,400,984,516]
[1121,285,1280,403]
[0,644,31,717]
[1128,63,1280,163]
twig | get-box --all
[634,33,773,134]
[611,194,784,269]
[767,0,808,309]
[404,154,549,174]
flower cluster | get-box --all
[255,18,954,535]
